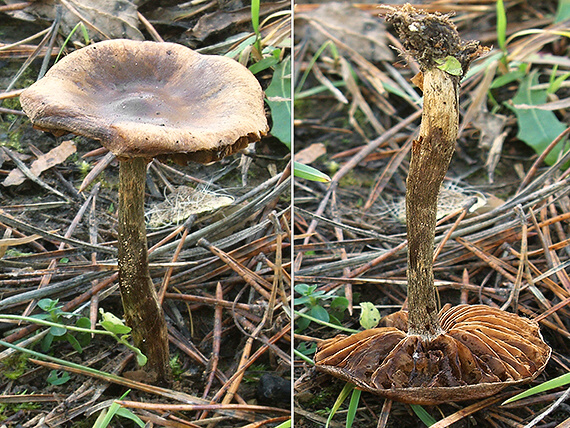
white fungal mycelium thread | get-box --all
[146,185,234,228]
[381,182,487,223]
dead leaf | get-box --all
[472,101,508,183]
[295,2,392,62]
[295,143,326,165]
[4,140,76,187]
[0,234,42,250]
[188,1,288,41]
[6,0,143,41]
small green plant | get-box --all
[46,369,71,386]
[265,56,291,147]
[358,302,381,330]
[32,298,91,353]
[75,159,92,179]
[244,363,270,383]
[274,419,291,428]
[0,121,23,151]
[506,71,567,165]
[294,284,348,332]
[296,341,317,357]
[323,382,359,428]
[324,381,436,427]
[92,390,144,428]
[169,354,184,379]
[98,309,147,366]
[0,307,147,366]
[485,0,570,166]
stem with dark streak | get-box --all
[118,157,171,385]
[406,67,459,339]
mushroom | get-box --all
[314,5,551,404]
[21,39,268,384]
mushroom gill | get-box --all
[315,305,551,404]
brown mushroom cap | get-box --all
[20,39,269,164]
[314,304,551,405]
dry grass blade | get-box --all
[28,359,263,422]
[114,400,290,414]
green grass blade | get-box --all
[548,71,570,94]
[94,390,144,428]
[346,388,361,428]
[410,404,437,426]
[503,372,570,404]
[496,0,507,52]
[326,382,354,428]
[294,162,331,182]
[55,22,85,64]
[251,0,260,35]
[274,419,291,428]
[555,0,570,23]
[295,40,339,93]
[251,0,261,51]
[92,409,108,428]
[293,348,315,366]
[114,408,145,427]
[80,23,90,45]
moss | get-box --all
[0,120,23,152]
[75,159,92,179]
[2,97,21,111]
[1,353,28,380]
[338,170,374,189]
[4,248,34,258]
[244,363,269,383]
[0,401,41,422]
[6,62,36,90]
[304,387,338,409]
[294,98,329,120]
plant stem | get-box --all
[406,67,459,339]
[118,157,171,384]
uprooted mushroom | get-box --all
[314,4,550,404]
[21,39,268,384]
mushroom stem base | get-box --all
[118,157,171,385]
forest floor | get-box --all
[0,1,291,426]
[293,1,570,427]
